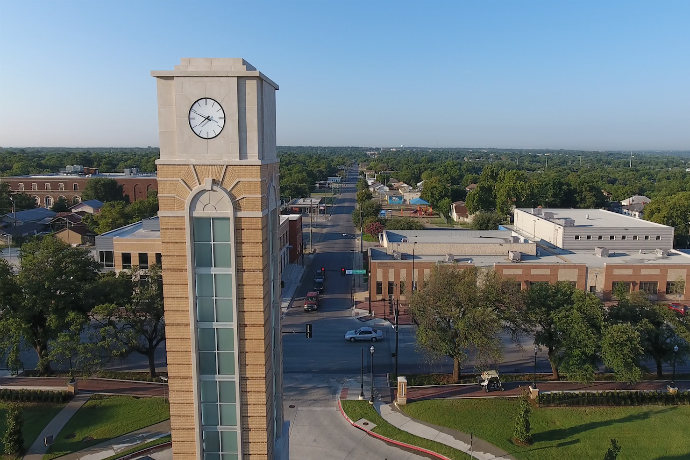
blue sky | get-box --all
[0,0,688,150]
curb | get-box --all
[336,399,452,460]
[114,441,172,460]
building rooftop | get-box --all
[515,208,668,229]
[2,207,56,224]
[98,217,160,240]
[6,172,156,179]
[383,229,520,245]
[370,246,690,268]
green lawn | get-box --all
[43,396,170,460]
[0,402,65,456]
[402,398,690,460]
[341,401,471,460]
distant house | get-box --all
[622,202,646,219]
[602,190,613,201]
[621,195,651,206]
[2,207,56,226]
[70,199,104,215]
[50,212,83,231]
[465,183,478,192]
[450,201,472,223]
[55,225,96,246]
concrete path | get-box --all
[24,393,92,460]
[337,375,514,460]
[376,402,515,460]
[55,420,170,460]
[0,377,168,398]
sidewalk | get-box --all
[338,375,513,460]
[0,377,167,397]
[281,255,311,314]
[54,420,170,460]
[24,393,92,460]
[376,403,515,460]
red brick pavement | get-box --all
[356,299,415,325]
[0,377,167,397]
[406,380,687,402]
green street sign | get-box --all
[351,270,366,275]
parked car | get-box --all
[668,303,688,316]
[344,327,383,342]
[304,291,319,312]
[478,370,504,392]
[313,269,325,293]
[313,279,324,293]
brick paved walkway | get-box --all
[0,377,167,397]
[406,379,688,402]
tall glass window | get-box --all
[193,217,239,460]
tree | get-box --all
[364,221,384,238]
[469,212,505,230]
[420,177,451,211]
[465,183,496,214]
[128,191,159,222]
[356,177,369,191]
[513,392,532,445]
[86,201,130,234]
[92,264,165,377]
[384,217,425,231]
[356,189,372,206]
[0,237,100,374]
[353,200,382,227]
[603,439,621,460]
[601,323,644,384]
[645,191,690,247]
[51,196,70,213]
[3,404,23,456]
[553,291,605,383]
[409,266,517,381]
[525,282,578,379]
[607,292,681,377]
[82,177,126,203]
[8,193,38,212]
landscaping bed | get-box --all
[402,398,690,460]
[43,395,170,460]
[394,372,690,386]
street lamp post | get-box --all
[533,344,538,389]
[411,241,417,292]
[369,345,375,404]
[672,344,679,388]
[359,348,365,400]
[394,297,399,382]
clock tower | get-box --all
[152,58,284,460]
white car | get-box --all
[344,327,383,342]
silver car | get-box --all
[344,327,383,342]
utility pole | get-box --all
[630,151,633,168]
[309,204,313,254]
[394,297,399,381]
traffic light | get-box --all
[306,323,313,339]
[321,267,325,276]
[341,267,346,276]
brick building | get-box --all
[369,211,690,306]
[1,171,157,207]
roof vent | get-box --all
[543,212,554,220]
[655,249,669,258]
[445,253,454,263]
[563,218,575,227]
[510,235,520,243]
[401,238,408,243]
[532,208,543,216]
[595,247,609,258]
[392,250,402,260]
[509,251,522,262]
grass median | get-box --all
[0,402,66,457]
[340,400,471,460]
[43,395,170,460]
[402,398,690,460]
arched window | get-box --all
[59,183,65,191]
[73,183,79,191]
[189,187,240,460]
[32,183,37,191]
[72,196,81,205]
[45,196,53,207]
[18,183,24,191]
[45,183,51,191]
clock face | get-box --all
[188,98,225,139]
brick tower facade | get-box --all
[152,58,283,460]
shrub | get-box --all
[3,404,23,456]
[513,391,532,444]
